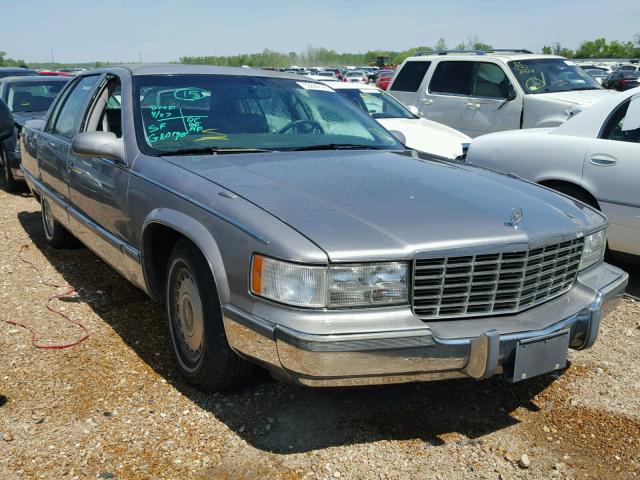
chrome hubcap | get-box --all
[172,267,204,364]
[42,200,55,238]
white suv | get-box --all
[387,50,618,138]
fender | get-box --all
[141,208,231,305]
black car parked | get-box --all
[0,75,70,191]
[602,70,640,91]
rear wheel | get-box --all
[166,239,252,391]
[0,144,20,193]
[41,197,79,248]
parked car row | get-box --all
[6,64,627,394]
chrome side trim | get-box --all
[599,197,640,210]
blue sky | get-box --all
[1,0,638,63]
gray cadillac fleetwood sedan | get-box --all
[19,65,628,391]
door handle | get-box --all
[465,102,481,110]
[589,154,617,166]
[48,141,56,148]
[420,98,433,105]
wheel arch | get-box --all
[141,209,230,306]
[537,178,600,210]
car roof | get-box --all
[0,75,71,84]
[402,53,566,63]
[79,64,312,81]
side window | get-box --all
[471,63,512,99]
[84,76,123,138]
[600,98,640,143]
[429,61,474,95]
[389,61,431,92]
[44,79,77,132]
[52,75,100,138]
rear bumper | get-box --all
[223,262,628,387]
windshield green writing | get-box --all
[143,105,211,144]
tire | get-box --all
[166,239,252,391]
[0,144,20,193]
[41,196,80,248]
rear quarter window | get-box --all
[389,61,431,92]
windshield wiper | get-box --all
[287,144,385,151]
[161,147,271,156]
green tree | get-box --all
[434,38,447,51]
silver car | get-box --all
[20,65,627,391]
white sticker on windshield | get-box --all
[564,60,577,66]
[621,96,640,131]
[296,81,334,92]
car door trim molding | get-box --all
[598,197,640,209]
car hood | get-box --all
[165,151,605,262]
[377,117,470,159]
[12,110,48,126]
[532,89,617,106]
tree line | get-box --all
[181,36,639,68]
[2,36,638,70]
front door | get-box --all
[582,95,640,256]
[68,75,130,274]
[460,62,523,137]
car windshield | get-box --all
[337,88,414,119]
[133,74,403,155]
[6,80,69,112]
[508,59,602,94]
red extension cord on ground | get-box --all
[3,237,89,349]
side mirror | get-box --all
[408,105,421,117]
[71,131,125,163]
[0,98,13,141]
[506,86,517,101]
[388,129,407,145]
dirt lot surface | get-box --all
[1,178,639,480]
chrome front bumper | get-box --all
[223,262,628,387]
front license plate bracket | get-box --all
[505,329,570,383]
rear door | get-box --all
[38,75,101,219]
[582,95,640,256]
[421,60,475,131]
[460,61,523,137]
[387,60,431,107]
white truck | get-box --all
[387,50,618,138]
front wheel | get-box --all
[166,239,252,391]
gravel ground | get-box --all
[1,176,639,480]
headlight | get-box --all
[250,255,408,308]
[579,229,607,271]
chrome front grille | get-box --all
[412,238,584,319]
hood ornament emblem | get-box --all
[505,207,523,228]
